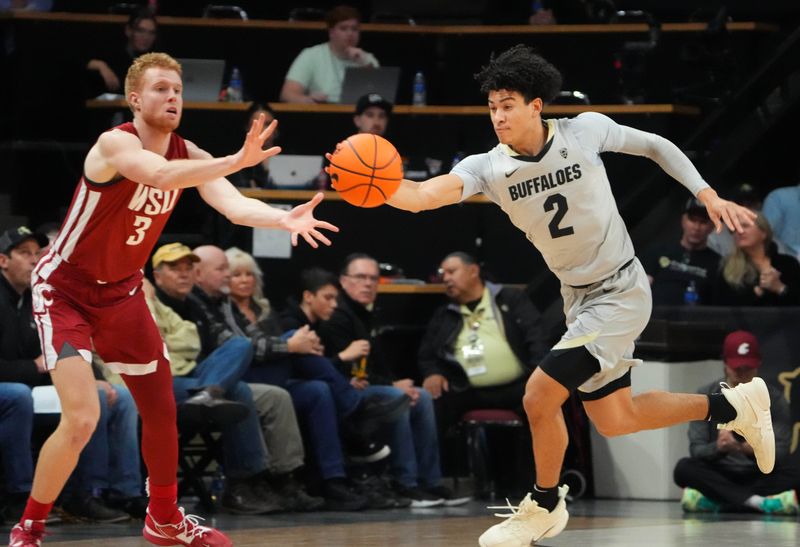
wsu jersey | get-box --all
[36,123,186,284]
[453,112,708,287]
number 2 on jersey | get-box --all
[126,215,152,246]
[544,193,574,239]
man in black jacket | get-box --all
[419,252,548,435]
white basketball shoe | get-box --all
[717,377,775,474]
[478,485,569,547]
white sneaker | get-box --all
[717,377,775,474]
[478,485,569,547]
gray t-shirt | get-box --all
[453,112,709,286]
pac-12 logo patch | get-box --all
[559,148,568,159]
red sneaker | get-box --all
[142,508,232,547]
[8,520,46,547]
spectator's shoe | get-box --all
[392,483,445,508]
[104,495,149,519]
[60,495,130,523]
[345,438,391,464]
[143,508,231,546]
[322,479,368,512]
[478,486,569,547]
[351,473,397,510]
[425,484,472,507]
[249,479,288,513]
[760,490,799,515]
[349,394,411,434]
[717,377,775,473]
[8,519,46,547]
[221,480,280,515]
[179,386,249,427]
[680,488,720,513]
[269,475,325,512]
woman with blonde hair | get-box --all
[222,247,411,509]
[712,213,800,305]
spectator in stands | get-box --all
[149,242,289,515]
[642,198,721,305]
[0,226,141,522]
[213,246,414,510]
[711,213,800,305]
[353,93,392,135]
[0,1,52,11]
[419,252,547,436]
[0,383,34,523]
[280,5,379,104]
[230,103,279,189]
[319,252,471,507]
[86,9,157,95]
[762,181,800,260]
[707,183,762,257]
[529,1,557,25]
[674,330,800,514]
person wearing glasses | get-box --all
[318,253,471,508]
[419,252,548,451]
[86,8,158,96]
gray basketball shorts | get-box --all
[556,257,652,395]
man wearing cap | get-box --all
[0,227,145,522]
[641,198,721,305]
[148,242,309,514]
[353,93,392,136]
[674,330,799,514]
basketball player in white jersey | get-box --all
[331,45,776,546]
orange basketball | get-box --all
[329,133,403,208]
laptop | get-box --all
[339,66,400,104]
[177,59,225,102]
[268,155,323,188]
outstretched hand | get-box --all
[280,192,339,248]
[697,188,757,234]
[234,113,281,169]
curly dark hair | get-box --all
[474,44,562,103]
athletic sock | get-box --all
[21,495,53,524]
[744,495,766,511]
[705,392,737,423]
[531,484,559,512]
[148,482,180,524]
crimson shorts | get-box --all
[31,261,165,375]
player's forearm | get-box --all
[642,134,709,196]
[386,179,430,212]
[150,155,242,191]
[224,196,289,229]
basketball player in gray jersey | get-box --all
[329,45,776,546]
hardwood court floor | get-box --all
[4,499,797,546]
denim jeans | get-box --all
[363,385,442,489]
[0,383,34,493]
[72,385,142,498]
[172,337,268,479]
[288,380,347,480]
[247,354,361,417]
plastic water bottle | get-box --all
[210,467,226,506]
[683,280,699,306]
[412,71,426,106]
[227,67,243,102]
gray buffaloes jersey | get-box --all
[453,112,709,287]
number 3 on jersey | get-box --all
[126,215,153,246]
[544,193,574,239]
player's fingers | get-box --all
[261,145,281,159]
[309,192,325,207]
[258,119,278,141]
[315,221,339,232]
[310,229,332,246]
[709,210,723,234]
[301,231,320,249]
[290,232,298,247]
[720,207,736,232]
[729,207,745,234]
[325,152,333,162]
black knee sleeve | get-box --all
[539,346,601,392]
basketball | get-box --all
[329,133,403,208]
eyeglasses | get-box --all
[344,273,379,283]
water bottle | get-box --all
[683,280,699,306]
[412,71,426,106]
[210,467,226,506]
[227,67,243,102]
